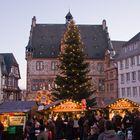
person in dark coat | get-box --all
[37,125,48,140]
[97,118,106,140]
[78,115,86,140]
[122,112,133,130]
[83,119,90,140]
[66,117,74,140]
[112,114,122,132]
[0,121,4,140]
[55,115,64,140]
[24,120,32,140]
[132,112,140,140]
[47,119,56,140]
[29,120,38,140]
[102,120,120,140]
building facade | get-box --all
[0,53,21,102]
[26,13,117,101]
[117,32,140,103]
[103,41,126,101]
[104,51,118,100]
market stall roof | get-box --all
[90,98,140,109]
[0,101,36,113]
[39,99,85,112]
[106,98,140,109]
[44,100,63,110]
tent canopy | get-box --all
[0,101,36,113]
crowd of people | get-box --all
[22,110,140,140]
[0,110,140,140]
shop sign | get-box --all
[81,99,86,109]
[52,100,83,112]
[9,116,25,126]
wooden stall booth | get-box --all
[0,101,36,139]
[38,99,87,119]
[106,98,140,119]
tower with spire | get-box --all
[65,11,73,24]
[25,16,36,60]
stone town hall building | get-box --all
[25,12,123,102]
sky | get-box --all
[0,0,140,89]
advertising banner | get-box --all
[9,116,25,126]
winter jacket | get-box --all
[102,130,120,140]
[37,131,48,140]
[98,130,120,140]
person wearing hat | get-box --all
[34,121,41,140]
[88,124,99,140]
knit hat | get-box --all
[36,122,40,126]
[91,124,98,129]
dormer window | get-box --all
[11,67,14,73]
[51,51,55,56]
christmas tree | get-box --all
[53,20,93,102]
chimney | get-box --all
[102,19,107,31]
[32,16,36,27]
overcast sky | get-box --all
[0,0,140,89]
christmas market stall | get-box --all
[0,101,36,139]
[36,89,87,119]
[106,98,140,119]
[38,99,87,119]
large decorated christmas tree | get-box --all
[53,20,94,103]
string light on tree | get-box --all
[52,19,94,103]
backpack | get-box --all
[117,131,125,140]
